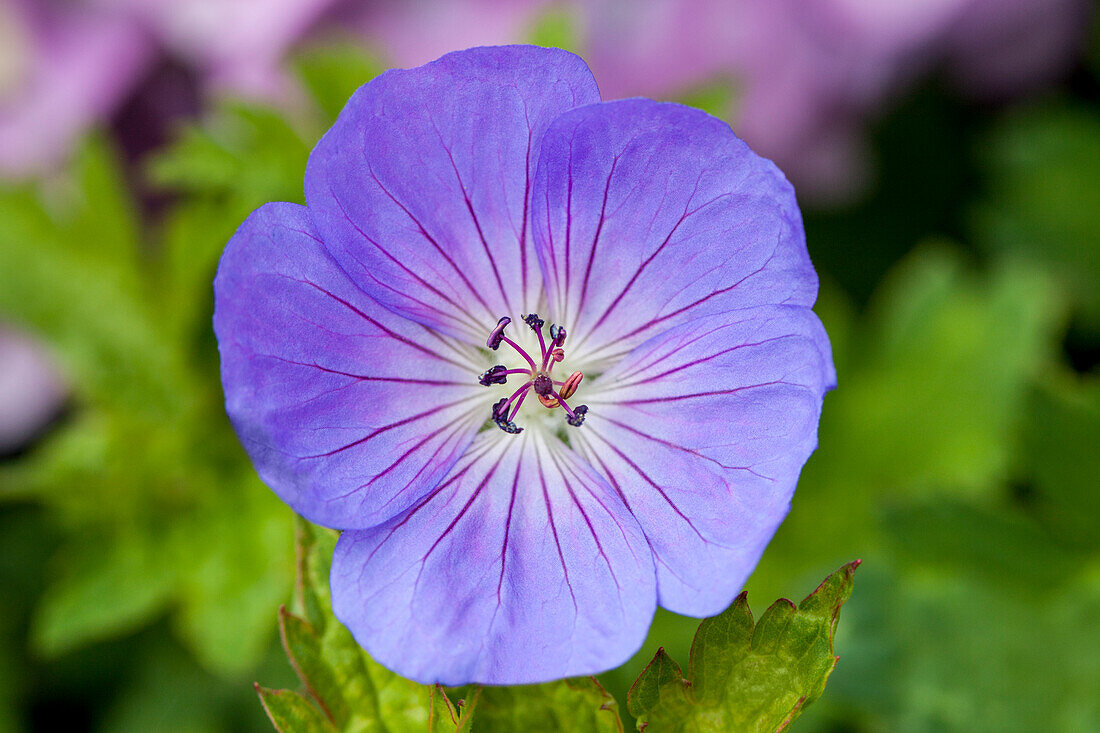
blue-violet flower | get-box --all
[213,45,836,686]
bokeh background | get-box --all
[2,1,1099,730]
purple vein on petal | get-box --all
[545,445,621,589]
[367,165,496,318]
[578,190,736,352]
[577,155,619,317]
[330,191,485,337]
[280,275,476,371]
[534,441,579,615]
[615,380,795,406]
[581,427,724,546]
[298,393,482,460]
[594,414,775,482]
[426,114,514,316]
[579,239,783,364]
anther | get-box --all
[566,405,588,427]
[550,348,565,363]
[479,365,509,386]
[549,324,567,347]
[486,317,511,350]
[491,397,523,434]
[522,313,545,331]
[559,371,583,400]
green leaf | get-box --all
[526,7,580,51]
[1020,376,1100,549]
[628,561,859,732]
[256,685,336,733]
[174,483,296,676]
[429,686,478,733]
[147,102,309,204]
[31,530,177,657]
[971,102,1100,326]
[293,42,382,124]
[676,79,738,122]
[263,518,430,732]
[820,562,1100,732]
[475,678,623,732]
[64,133,141,272]
[882,500,1084,595]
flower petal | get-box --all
[330,430,657,685]
[305,45,601,342]
[531,99,818,367]
[214,202,485,530]
[574,306,833,616]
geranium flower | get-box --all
[214,45,834,685]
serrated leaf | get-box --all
[256,685,335,733]
[280,608,347,727]
[628,561,859,732]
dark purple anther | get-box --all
[532,374,553,396]
[479,365,509,386]
[491,397,523,434]
[566,404,588,427]
[486,317,511,350]
[549,324,567,347]
[523,313,545,331]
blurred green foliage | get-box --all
[1,29,1099,733]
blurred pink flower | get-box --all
[0,326,67,454]
[0,0,153,176]
[579,0,1091,202]
[349,0,553,69]
[0,0,341,177]
[944,0,1091,98]
[102,0,341,98]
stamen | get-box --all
[566,404,588,427]
[522,313,545,331]
[480,315,585,434]
[548,388,588,427]
[558,371,583,400]
[486,316,511,350]
[491,390,526,434]
[479,365,508,386]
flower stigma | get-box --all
[479,313,588,434]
